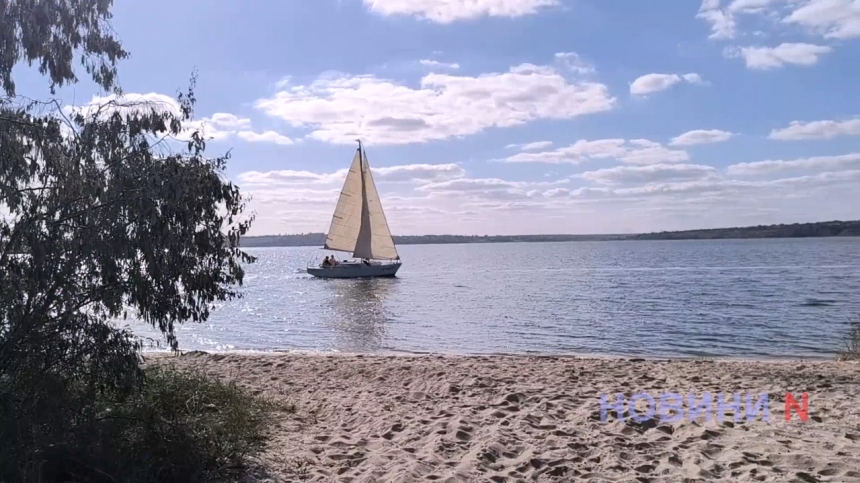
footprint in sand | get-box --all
[795,471,819,482]
[479,446,500,463]
[544,465,571,477]
[382,422,404,440]
[455,426,473,441]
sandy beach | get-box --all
[152,353,860,482]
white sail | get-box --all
[323,145,399,260]
[353,149,399,260]
[323,151,364,253]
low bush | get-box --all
[0,363,278,483]
[837,316,860,361]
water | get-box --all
[129,238,860,359]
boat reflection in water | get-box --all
[323,278,398,352]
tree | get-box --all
[0,0,128,96]
[0,77,255,375]
[1,1,257,480]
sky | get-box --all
[12,0,860,236]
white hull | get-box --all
[307,260,401,279]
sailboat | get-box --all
[307,140,402,279]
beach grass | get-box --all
[837,315,860,361]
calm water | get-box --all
[130,238,860,359]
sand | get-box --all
[152,352,860,482]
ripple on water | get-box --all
[799,298,838,307]
[130,238,860,358]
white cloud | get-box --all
[373,163,467,183]
[697,0,738,39]
[363,0,560,23]
[727,153,860,175]
[682,73,704,84]
[206,113,251,130]
[497,138,689,165]
[238,163,465,189]
[505,141,554,151]
[698,0,859,61]
[553,52,596,75]
[64,93,294,146]
[236,153,860,236]
[614,169,860,197]
[727,0,781,13]
[239,165,573,235]
[577,164,719,185]
[724,43,832,69]
[670,129,735,146]
[629,73,704,95]
[420,178,520,192]
[769,118,860,140]
[419,59,460,70]
[254,59,615,145]
[783,0,860,39]
[237,130,294,145]
[414,176,580,207]
[237,170,346,187]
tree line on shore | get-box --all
[240,220,860,248]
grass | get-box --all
[1,363,286,483]
[837,316,860,361]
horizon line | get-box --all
[242,219,859,238]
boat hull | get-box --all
[307,261,401,279]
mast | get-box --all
[354,139,373,259]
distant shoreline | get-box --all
[240,220,860,248]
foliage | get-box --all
[0,0,264,481]
[1,364,278,482]
[0,75,255,369]
[0,0,128,96]
[837,316,860,361]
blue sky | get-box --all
[14,0,860,235]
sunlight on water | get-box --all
[129,238,860,358]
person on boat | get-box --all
[330,257,338,266]
[322,256,331,267]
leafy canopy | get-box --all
[1,1,260,480]
[0,0,128,96]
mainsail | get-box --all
[323,143,399,260]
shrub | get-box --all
[0,363,279,483]
[837,316,860,361]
